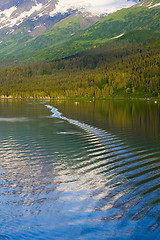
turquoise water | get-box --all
[0,99,160,239]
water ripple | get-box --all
[44,104,160,235]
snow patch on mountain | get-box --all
[111,32,125,39]
[148,2,160,8]
[0,6,17,18]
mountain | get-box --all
[0,0,159,65]
[0,0,138,39]
[0,0,105,42]
[0,0,87,40]
[0,0,159,100]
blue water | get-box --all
[0,99,160,239]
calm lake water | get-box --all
[0,99,160,240]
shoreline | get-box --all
[0,96,159,103]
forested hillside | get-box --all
[0,40,159,99]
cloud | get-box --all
[51,0,137,15]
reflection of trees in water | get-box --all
[53,100,160,139]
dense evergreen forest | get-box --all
[0,40,159,100]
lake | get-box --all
[0,99,160,240]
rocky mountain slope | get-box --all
[0,0,78,39]
[0,0,139,39]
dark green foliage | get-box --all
[41,70,52,75]
[0,42,159,100]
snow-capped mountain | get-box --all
[0,0,65,37]
[0,0,139,38]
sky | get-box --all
[52,0,137,15]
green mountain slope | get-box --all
[0,0,160,63]
[0,14,88,61]
[26,2,160,62]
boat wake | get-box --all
[45,104,110,137]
